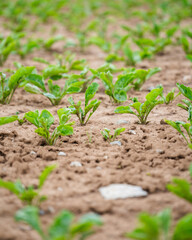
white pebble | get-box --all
[128,130,136,135]
[110,141,121,146]
[58,151,66,156]
[99,184,148,200]
[70,161,82,167]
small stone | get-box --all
[70,161,82,167]
[19,225,31,231]
[110,141,121,146]
[39,209,45,216]
[99,184,148,200]
[128,130,136,135]
[183,75,191,82]
[30,151,36,155]
[104,156,108,159]
[116,120,130,125]
[47,206,55,213]
[58,151,66,156]
[96,166,102,170]
[156,149,165,154]
[57,187,63,192]
[147,86,156,91]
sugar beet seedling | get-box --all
[0,165,56,206]
[115,88,164,124]
[24,109,74,145]
[66,82,101,125]
[101,127,125,142]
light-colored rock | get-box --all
[96,166,102,170]
[70,161,82,167]
[156,149,165,154]
[99,183,148,200]
[58,151,66,156]
[57,187,63,192]
[128,130,136,135]
[116,120,130,125]
[110,141,121,146]
[183,75,191,82]
[30,151,36,155]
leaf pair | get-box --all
[101,128,125,142]
[15,206,102,240]
[115,88,164,124]
[0,66,35,104]
[67,82,101,125]
[25,109,73,145]
[24,73,84,105]
[0,35,17,66]
[0,165,56,206]
[99,71,135,103]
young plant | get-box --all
[0,67,35,104]
[101,128,125,142]
[0,35,17,66]
[43,35,64,50]
[123,44,141,66]
[126,67,161,91]
[165,119,192,149]
[0,165,56,206]
[15,206,102,240]
[180,36,192,55]
[24,73,84,105]
[115,88,164,124]
[167,164,192,204]
[67,82,101,125]
[24,109,74,145]
[158,86,179,104]
[127,165,192,240]
[176,83,192,112]
[99,71,135,104]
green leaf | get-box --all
[39,165,56,189]
[0,115,18,126]
[85,82,99,106]
[115,106,135,114]
[114,89,127,102]
[114,127,125,139]
[8,66,35,90]
[25,74,46,91]
[15,206,44,237]
[43,65,67,79]
[0,179,20,195]
[57,108,71,125]
[39,110,54,129]
[173,214,192,240]
[24,83,43,94]
[48,211,74,239]
[24,110,40,128]
[177,83,192,102]
[56,125,73,136]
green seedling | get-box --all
[24,109,74,145]
[0,67,35,104]
[0,165,56,206]
[112,34,129,53]
[165,119,192,149]
[115,88,164,124]
[105,53,124,63]
[17,39,41,59]
[127,165,192,240]
[158,86,179,104]
[43,35,64,50]
[15,206,102,240]
[0,35,17,66]
[135,38,171,56]
[101,127,125,142]
[126,67,161,90]
[123,44,141,66]
[67,82,101,125]
[24,73,84,105]
[99,71,135,104]
[88,36,111,53]
[180,36,192,54]
[167,164,192,204]
[126,209,192,240]
[42,65,67,80]
[176,83,192,112]
[122,23,149,38]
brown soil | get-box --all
[1,18,192,240]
